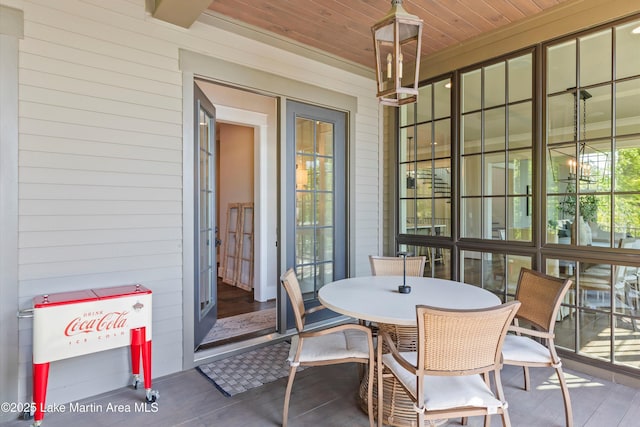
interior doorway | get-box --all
[200,123,275,348]
[194,79,279,350]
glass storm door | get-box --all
[286,100,347,329]
[194,84,217,346]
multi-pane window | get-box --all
[544,18,640,371]
[398,78,452,275]
[392,15,640,372]
[295,118,335,295]
[460,53,534,242]
[546,20,640,248]
[461,250,532,301]
[197,108,214,316]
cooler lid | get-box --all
[92,284,151,300]
[33,289,98,308]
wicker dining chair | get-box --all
[501,268,574,427]
[366,255,426,333]
[377,301,521,427]
[280,268,374,427]
[369,255,426,277]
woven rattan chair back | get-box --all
[279,268,375,427]
[369,255,426,277]
[416,302,521,374]
[514,268,573,333]
[280,268,307,332]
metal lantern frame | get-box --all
[372,0,423,107]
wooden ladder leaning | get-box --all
[221,202,254,291]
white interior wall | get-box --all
[218,123,254,284]
[1,0,379,406]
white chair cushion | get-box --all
[382,352,504,413]
[502,334,552,364]
[288,329,370,363]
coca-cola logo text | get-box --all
[64,311,129,336]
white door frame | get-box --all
[182,74,279,368]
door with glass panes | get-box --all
[194,84,217,346]
[285,100,346,329]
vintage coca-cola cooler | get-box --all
[28,284,157,426]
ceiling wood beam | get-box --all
[152,0,212,28]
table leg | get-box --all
[359,323,418,427]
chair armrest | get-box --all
[378,330,417,374]
[509,325,553,340]
[305,304,327,315]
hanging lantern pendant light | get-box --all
[372,0,424,106]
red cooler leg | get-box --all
[33,362,50,425]
[130,328,142,376]
[141,328,152,389]
[130,327,144,390]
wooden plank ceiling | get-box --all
[206,0,574,69]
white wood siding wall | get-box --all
[3,0,380,404]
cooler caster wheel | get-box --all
[22,407,33,420]
[145,389,159,403]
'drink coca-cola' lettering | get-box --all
[64,311,129,336]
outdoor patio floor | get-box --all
[2,355,640,427]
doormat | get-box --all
[196,341,303,396]
[202,307,276,344]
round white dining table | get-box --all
[318,275,501,326]
[319,275,503,427]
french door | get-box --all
[285,100,347,328]
[194,84,217,346]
